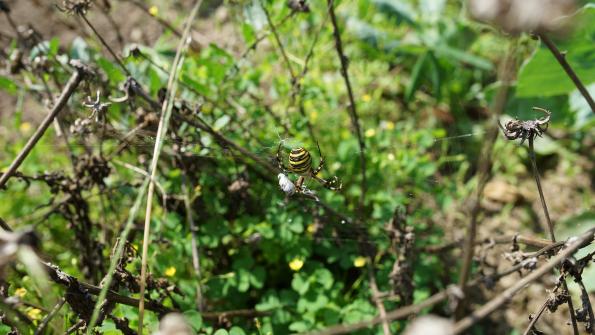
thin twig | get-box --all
[125,0,182,37]
[223,11,295,83]
[34,297,66,335]
[138,1,203,332]
[538,33,595,114]
[452,227,595,334]
[366,260,390,335]
[181,172,204,311]
[528,137,555,241]
[575,275,595,335]
[327,0,367,213]
[259,0,296,80]
[301,289,449,335]
[456,42,516,317]
[528,134,579,334]
[86,178,150,334]
[522,298,550,335]
[0,63,86,190]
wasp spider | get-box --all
[276,142,342,193]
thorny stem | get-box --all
[452,227,595,334]
[0,67,85,190]
[78,13,131,77]
[46,260,269,319]
[528,136,579,335]
[327,0,367,214]
[539,33,595,114]
[138,1,203,332]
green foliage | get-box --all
[0,0,593,334]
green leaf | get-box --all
[183,310,203,332]
[373,0,417,26]
[291,273,310,294]
[241,22,256,45]
[229,327,247,335]
[432,44,493,70]
[214,329,229,335]
[313,268,334,290]
[289,321,311,332]
[249,266,266,289]
[517,6,595,97]
[97,57,126,83]
[405,52,428,102]
[214,115,231,131]
[0,76,18,95]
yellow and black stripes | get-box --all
[275,142,342,192]
[288,147,312,175]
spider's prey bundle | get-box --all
[278,173,296,196]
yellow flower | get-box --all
[309,110,318,123]
[306,224,316,234]
[387,153,395,161]
[164,266,176,277]
[26,308,42,320]
[19,122,32,134]
[289,258,304,271]
[385,121,395,130]
[365,128,376,138]
[353,256,367,268]
[149,6,159,16]
[14,288,27,298]
[362,94,371,102]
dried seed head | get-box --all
[468,0,576,34]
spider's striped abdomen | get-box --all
[288,147,312,175]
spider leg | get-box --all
[313,175,342,191]
[276,142,290,172]
[295,176,306,193]
[311,141,325,176]
[519,130,529,145]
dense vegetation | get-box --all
[0,0,593,334]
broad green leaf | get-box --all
[183,310,203,332]
[517,6,595,97]
[291,273,310,294]
[568,83,595,128]
[433,44,493,70]
[97,57,126,83]
[373,0,417,26]
[229,327,247,335]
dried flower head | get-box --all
[468,0,576,34]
